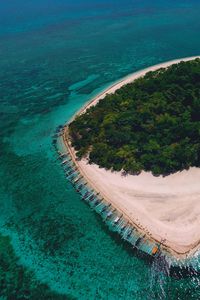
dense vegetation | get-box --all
[69,59,200,176]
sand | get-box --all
[64,56,200,258]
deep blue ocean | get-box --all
[0,0,200,299]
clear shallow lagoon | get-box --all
[0,0,200,299]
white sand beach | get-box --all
[78,160,200,256]
[64,56,200,258]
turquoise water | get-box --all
[1,0,200,299]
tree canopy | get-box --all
[69,59,200,176]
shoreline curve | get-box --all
[62,56,200,260]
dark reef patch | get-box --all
[0,234,76,299]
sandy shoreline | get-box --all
[64,56,200,259]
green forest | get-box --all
[69,59,200,176]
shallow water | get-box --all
[0,0,200,299]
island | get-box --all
[59,56,200,262]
